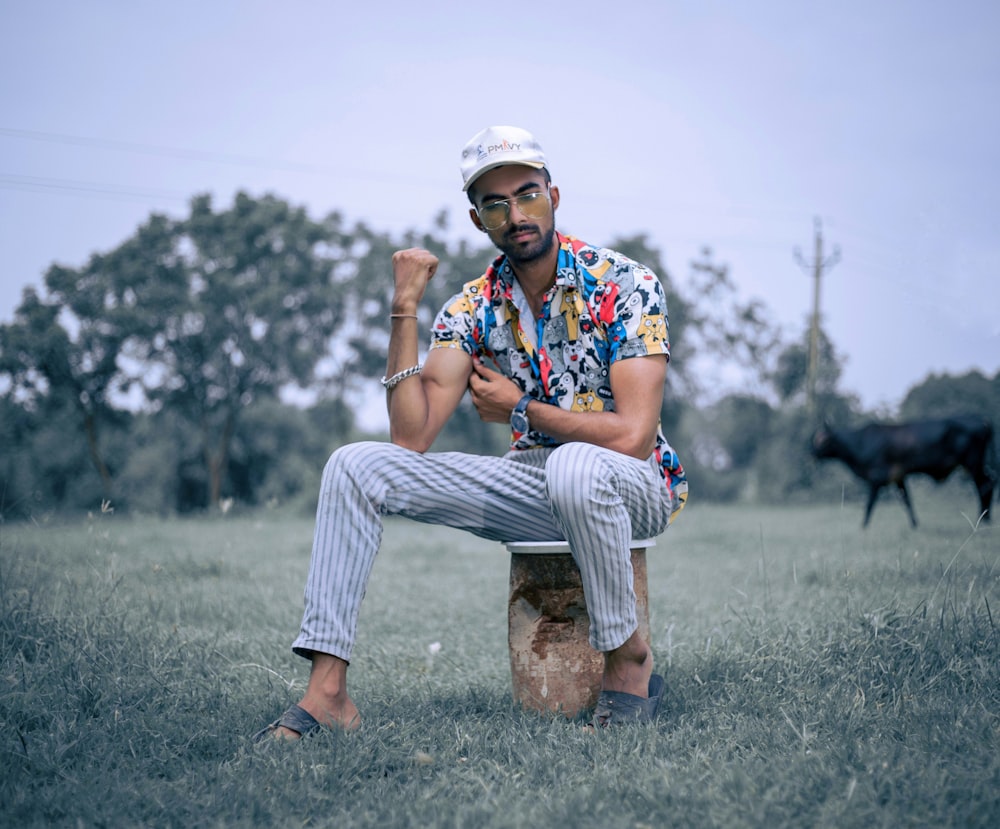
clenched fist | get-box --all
[391,248,439,313]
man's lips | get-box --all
[505,224,538,243]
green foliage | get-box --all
[683,247,781,399]
[112,409,190,515]
[0,395,40,515]
[149,193,346,506]
[710,394,775,469]
[3,191,994,520]
[769,325,845,407]
[900,369,1000,423]
[0,388,133,520]
[0,287,124,498]
[228,397,330,508]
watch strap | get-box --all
[513,394,532,415]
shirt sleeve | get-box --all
[430,290,478,355]
[611,263,671,362]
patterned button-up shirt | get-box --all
[430,233,687,520]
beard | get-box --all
[495,221,557,266]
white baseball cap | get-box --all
[459,125,547,191]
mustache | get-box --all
[503,222,539,239]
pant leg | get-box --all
[292,441,562,662]
[544,442,674,652]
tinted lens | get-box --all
[516,191,549,219]
[479,202,509,229]
[478,191,549,230]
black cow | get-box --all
[811,415,996,528]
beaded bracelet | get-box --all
[380,363,422,390]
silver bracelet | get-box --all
[380,363,422,390]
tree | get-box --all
[768,324,845,410]
[0,282,137,499]
[4,193,354,511]
[1,211,207,513]
[48,213,184,491]
[0,393,39,517]
[682,248,780,401]
[712,394,775,469]
[8,192,881,514]
[135,192,347,507]
[900,369,1000,422]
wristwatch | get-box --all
[510,394,532,433]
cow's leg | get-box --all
[971,469,994,523]
[897,480,918,528]
[862,485,882,527]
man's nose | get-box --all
[508,199,530,223]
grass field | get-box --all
[2,485,999,827]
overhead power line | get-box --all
[0,172,190,203]
[0,126,335,175]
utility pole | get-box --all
[794,217,840,414]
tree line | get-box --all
[2,192,997,520]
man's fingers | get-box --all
[472,359,498,380]
[392,248,439,283]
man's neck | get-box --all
[512,265,555,318]
[509,244,559,317]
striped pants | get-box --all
[292,440,674,661]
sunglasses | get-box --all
[477,188,551,230]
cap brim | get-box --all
[463,160,546,191]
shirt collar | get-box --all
[487,232,581,298]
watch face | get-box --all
[511,411,529,433]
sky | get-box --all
[1,0,998,413]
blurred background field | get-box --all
[2,495,997,827]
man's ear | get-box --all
[550,184,560,212]
[469,207,487,233]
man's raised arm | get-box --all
[384,248,473,453]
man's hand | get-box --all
[468,358,523,423]
[467,354,668,459]
[391,248,439,312]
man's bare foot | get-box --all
[272,651,360,740]
[602,630,653,699]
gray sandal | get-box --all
[591,674,665,728]
[252,703,322,743]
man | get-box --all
[255,125,687,739]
